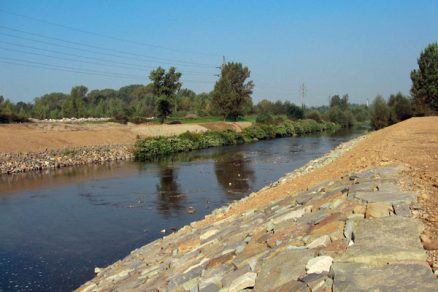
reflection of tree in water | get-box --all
[156,166,185,216]
[215,152,255,196]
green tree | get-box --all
[212,62,254,120]
[410,43,438,113]
[62,86,87,117]
[329,94,349,110]
[155,96,173,123]
[149,67,182,123]
[388,92,412,124]
[370,95,390,130]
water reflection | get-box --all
[156,165,185,216]
[214,152,255,196]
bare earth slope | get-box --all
[0,121,251,153]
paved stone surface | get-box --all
[333,262,438,291]
[338,216,426,265]
[77,165,437,291]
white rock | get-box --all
[200,229,219,241]
[306,256,333,274]
[272,206,312,225]
[306,235,331,249]
[229,272,257,292]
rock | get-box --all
[305,256,333,274]
[228,272,257,292]
[365,202,394,218]
[306,235,331,249]
[255,249,313,291]
[354,191,416,204]
[272,206,312,225]
[200,229,219,241]
[94,267,102,274]
[222,265,251,288]
[299,273,331,291]
[338,216,427,265]
[274,280,310,292]
[206,251,235,270]
[309,220,345,241]
[393,203,411,217]
[420,234,438,250]
[333,262,438,291]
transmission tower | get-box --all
[299,83,306,109]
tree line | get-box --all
[1,43,437,127]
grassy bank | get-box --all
[134,119,339,161]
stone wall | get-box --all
[0,145,133,174]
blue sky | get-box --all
[0,0,437,105]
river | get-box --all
[0,129,363,291]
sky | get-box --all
[0,0,437,106]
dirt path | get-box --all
[0,121,251,153]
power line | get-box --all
[0,56,216,83]
[0,32,216,70]
[0,59,144,80]
[0,45,216,76]
[0,40,213,75]
[0,26,216,68]
[0,9,220,57]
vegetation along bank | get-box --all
[134,119,339,161]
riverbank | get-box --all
[77,117,438,291]
[0,121,251,174]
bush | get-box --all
[305,110,322,122]
[134,120,339,160]
[0,113,29,123]
[256,113,274,124]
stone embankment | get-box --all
[28,117,112,123]
[0,145,133,174]
[78,164,438,291]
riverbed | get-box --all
[0,129,363,291]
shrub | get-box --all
[256,113,274,124]
[305,110,322,123]
[134,120,339,160]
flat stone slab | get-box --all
[333,262,438,292]
[254,249,313,291]
[338,216,426,265]
[353,190,416,204]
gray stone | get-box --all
[255,249,313,291]
[222,265,251,288]
[353,191,416,204]
[299,273,331,291]
[333,262,438,291]
[393,203,412,217]
[338,216,426,265]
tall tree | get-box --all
[212,62,254,120]
[410,43,438,113]
[370,95,390,130]
[149,67,182,123]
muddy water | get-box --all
[0,129,363,291]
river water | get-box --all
[0,129,363,291]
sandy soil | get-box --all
[0,121,251,153]
[194,117,438,265]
